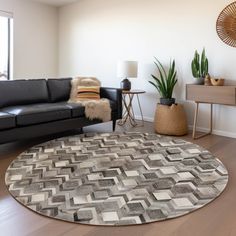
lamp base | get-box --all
[120,78,131,90]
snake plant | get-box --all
[191,48,208,79]
[149,58,177,99]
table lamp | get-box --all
[117,61,138,90]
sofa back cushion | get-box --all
[47,78,72,102]
[0,79,49,108]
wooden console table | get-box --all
[186,84,236,139]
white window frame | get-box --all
[0,10,13,80]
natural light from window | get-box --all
[0,13,13,80]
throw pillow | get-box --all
[68,77,101,102]
[77,86,100,100]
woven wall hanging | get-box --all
[216,2,236,47]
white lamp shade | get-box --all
[117,61,138,78]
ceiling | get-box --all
[31,0,78,7]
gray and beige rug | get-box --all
[5,132,228,226]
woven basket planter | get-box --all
[154,104,188,136]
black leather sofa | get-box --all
[0,78,122,144]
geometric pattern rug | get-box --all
[5,132,228,226]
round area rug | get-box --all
[5,132,228,226]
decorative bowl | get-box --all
[210,78,225,86]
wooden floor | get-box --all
[0,121,236,236]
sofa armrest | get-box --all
[100,87,122,119]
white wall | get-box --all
[59,0,236,137]
[0,0,58,79]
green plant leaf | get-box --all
[166,59,175,98]
[205,58,208,74]
[191,59,200,78]
[195,51,200,71]
[150,75,165,97]
[153,60,167,95]
[150,57,177,99]
[168,70,177,98]
[154,57,167,79]
[148,80,159,92]
[200,48,206,77]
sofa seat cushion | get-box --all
[0,112,16,130]
[64,102,85,118]
[2,104,71,126]
[65,101,116,118]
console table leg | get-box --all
[210,103,213,134]
[192,102,213,140]
[192,102,199,139]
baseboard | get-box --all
[188,125,236,139]
[135,116,154,122]
[135,115,236,139]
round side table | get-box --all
[118,90,146,127]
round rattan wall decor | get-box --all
[216,2,236,47]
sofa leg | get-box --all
[112,119,116,132]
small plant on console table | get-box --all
[149,57,177,106]
[191,48,209,85]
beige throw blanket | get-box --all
[68,77,111,122]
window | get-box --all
[0,11,13,80]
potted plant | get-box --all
[149,57,177,106]
[191,48,208,85]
